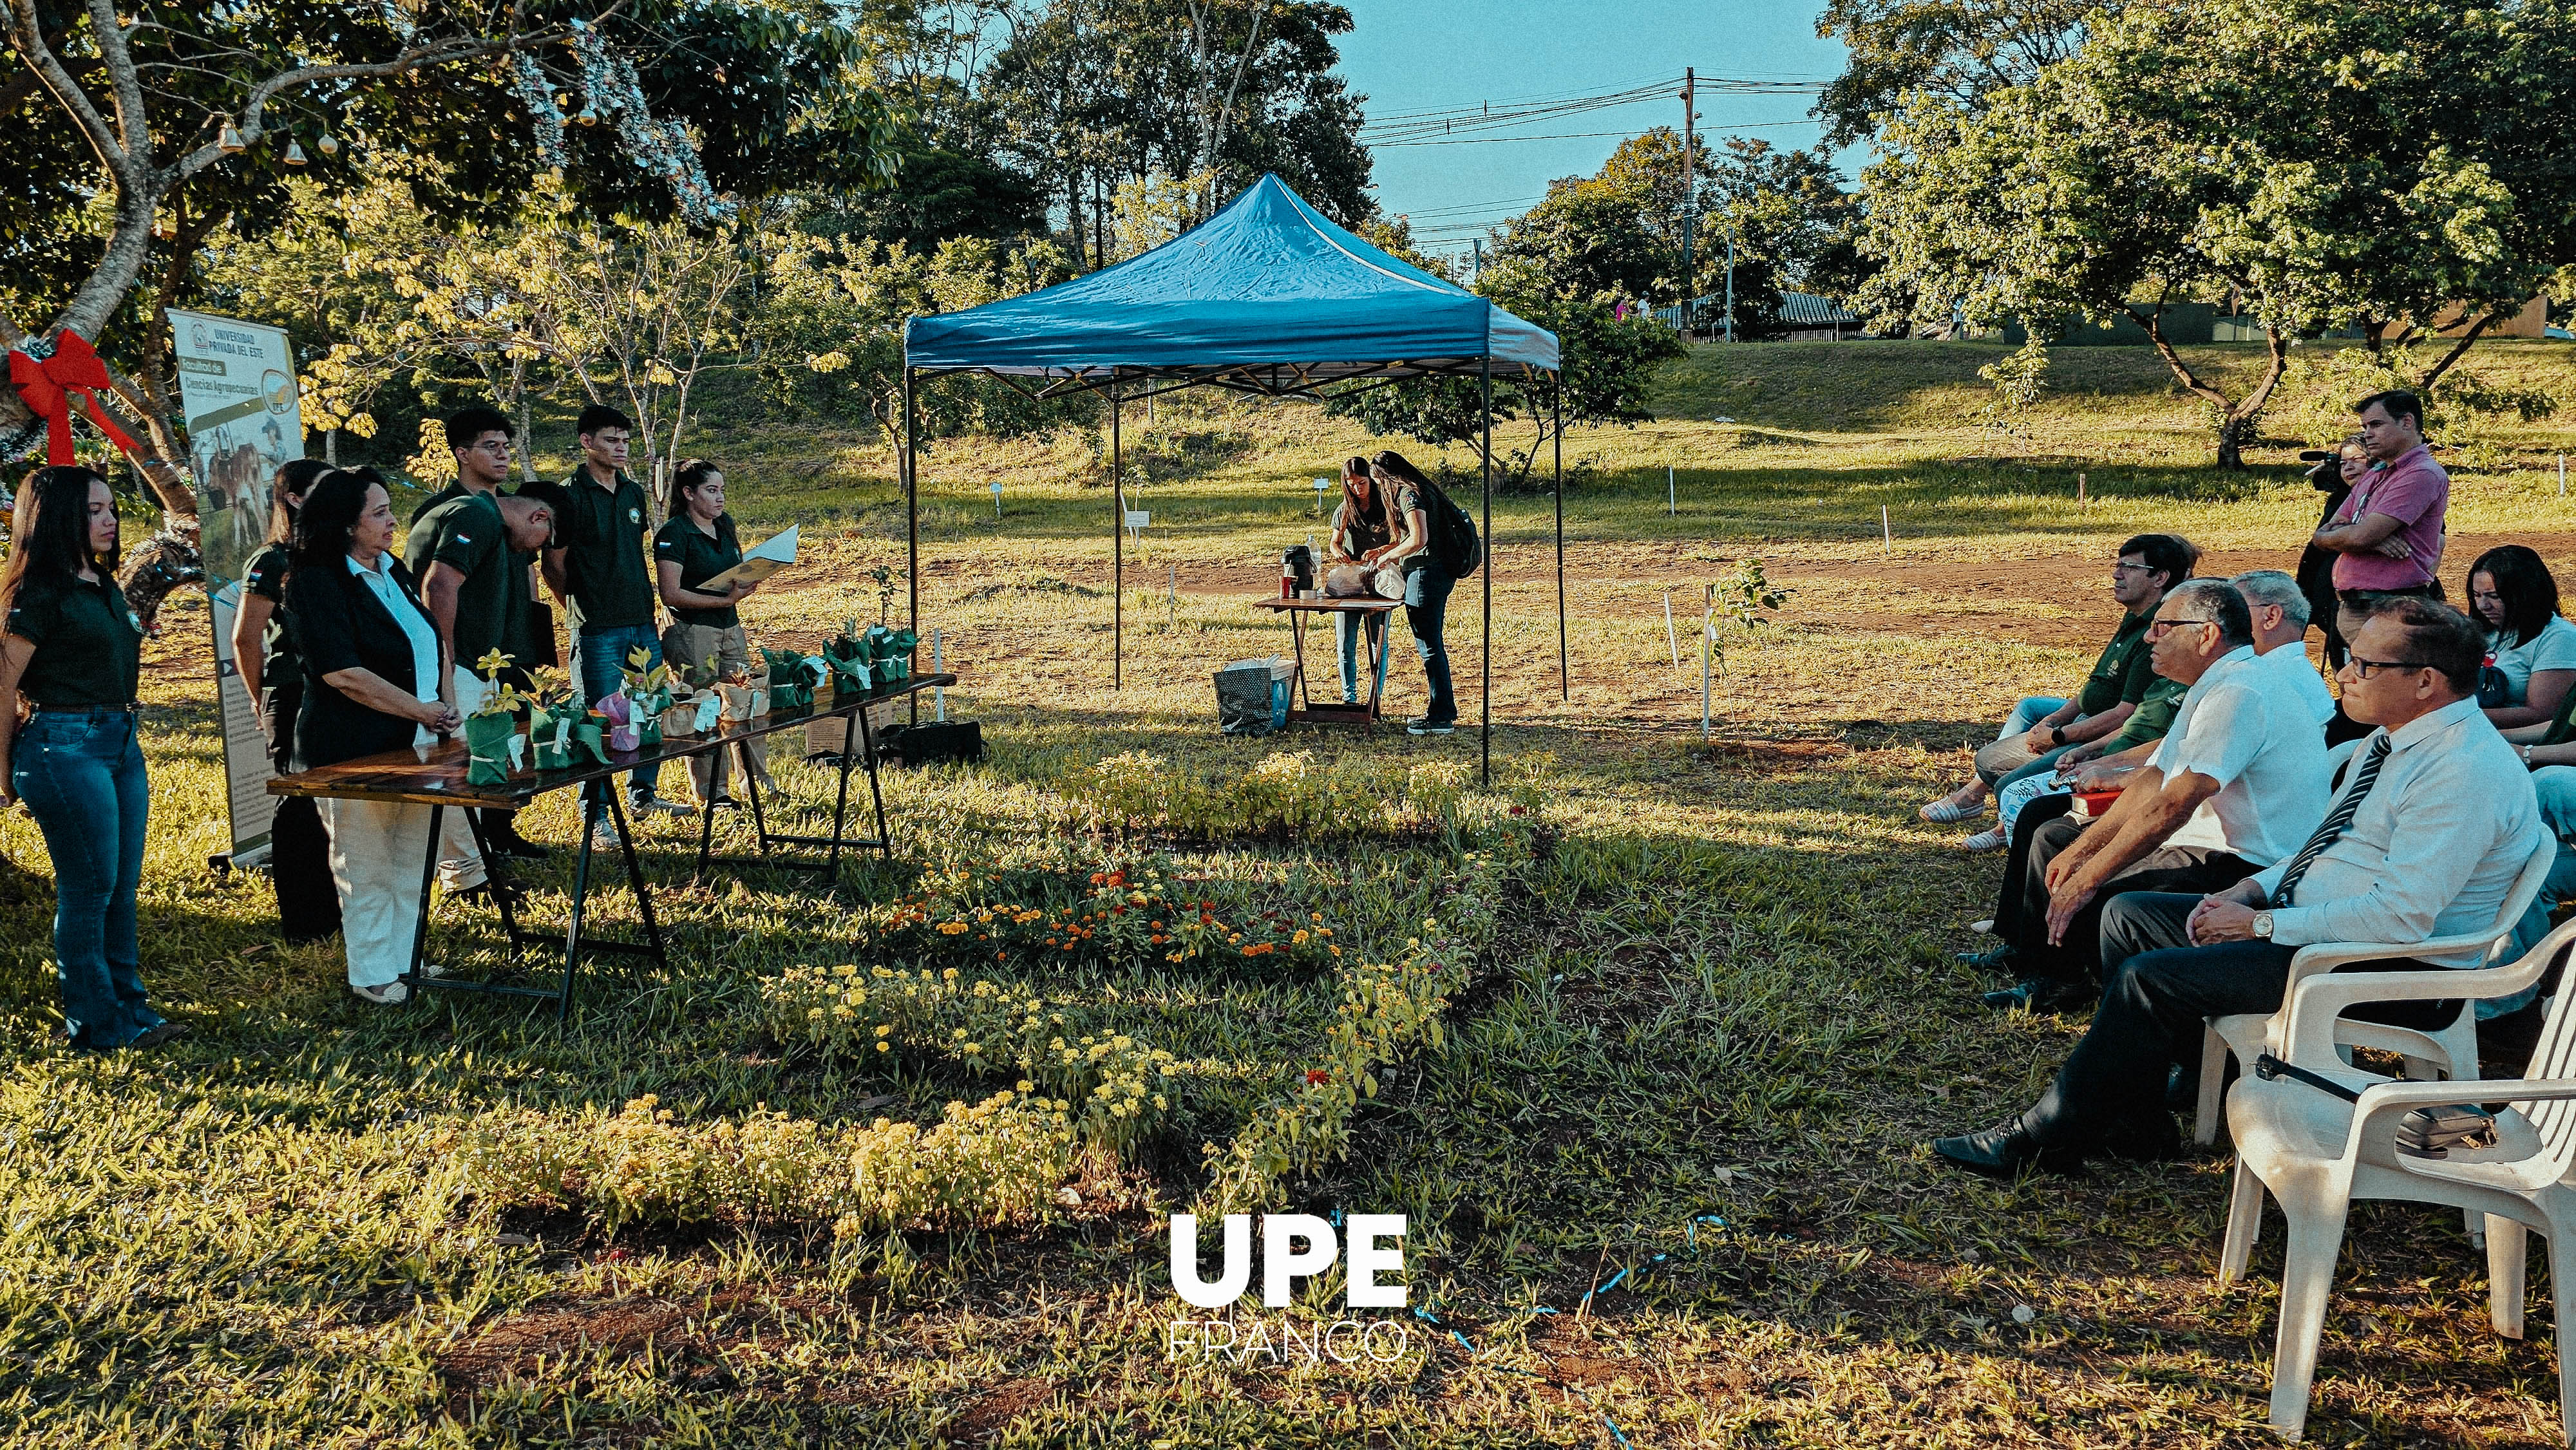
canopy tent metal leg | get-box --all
[1554,377,1566,701]
[1112,377,1123,691]
[904,366,921,722]
[1480,356,1493,786]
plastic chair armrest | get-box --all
[2279,957,2544,1068]
[2283,932,2504,993]
[2345,1078,2576,1160]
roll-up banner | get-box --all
[167,308,302,867]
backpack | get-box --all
[1417,477,1482,576]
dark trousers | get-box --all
[1403,561,1459,724]
[263,681,341,944]
[1991,791,2078,943]
[2023,890,2463,1150]
[2009,813,2251,986]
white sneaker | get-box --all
[630,796,692,818]
[590,816,625,850]
[1969,919,1996,936]
[352,980,410,1005]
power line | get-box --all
[1374,118,1823,148]
[1356,71,1826,146]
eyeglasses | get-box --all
[2344,654,2429,679]
[2147,617,2216,637]
[464,439,512,455]
[2111,561,2154,574]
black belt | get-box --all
[31,702,140,715]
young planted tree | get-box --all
[1858,0,2576,468]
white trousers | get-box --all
[318,794,484,989]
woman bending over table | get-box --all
[1327,455,1392,706]
[655,458,773,807]
[0,466,178,1050]
[282,469,482,1004]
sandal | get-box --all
[1919,794,1989,824]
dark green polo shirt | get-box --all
[2101,674,2188,755]
[2076,610,2154,717]
[555,469,656,632]
[406,491,512,677]
[244,541,298,681]
[5,573,143,706]
[408,481,466,525]
[653,514,742,629]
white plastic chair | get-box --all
[2218,915,2576,1443]
[2193,836,2559,1145]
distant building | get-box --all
[1653,290,1868,341]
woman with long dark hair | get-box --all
[1327,455,1391,706]
[1367,449,1475,735]
[281,468,475,1003]
[232,457,339,943]
[0,466,178,1050]
[655,458,771,805]
[2468,543,2576,729]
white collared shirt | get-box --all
[347,551,442,748]
[2251,695,2545,964]
[2252,639,2336,724]
[2147,645,2331,866]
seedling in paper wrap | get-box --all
[524,667,580,769]
[462,648,527,784]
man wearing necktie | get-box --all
[1934,598,2545,1176]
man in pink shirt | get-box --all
[2312,390,2447,603]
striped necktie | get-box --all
[2270,734,2392,907]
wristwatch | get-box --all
[2047,726,2066,746]
[2253,910,2276,940]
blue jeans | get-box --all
[2000,695,2068,741]
[2501,766,2576,1015]
[575,623,666,802]
[1403,563,1458,723]
[1337,612,1388,702]
[11,711,158,1048]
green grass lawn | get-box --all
[8,341,2576,1446]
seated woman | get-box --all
[2469,543,2576,730]
[282,468,480,1004]
[1325,455,1390,706]
[653,458,770,806]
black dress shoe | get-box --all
[486,831,551,862]
[1956,943,2016,972]
[1931,1118,2047,1178]
[453,879,529,911]
[129,1021,189,1050]
[1980,977,2095,1014]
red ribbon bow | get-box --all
[10,330,142,467]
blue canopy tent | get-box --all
[901,174,1564,778]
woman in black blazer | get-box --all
[281,469,484,1004]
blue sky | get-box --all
[1334,1,1857,267]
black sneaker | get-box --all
[1405,717,1456,736]
[129,1021,189,1050]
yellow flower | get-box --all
[875,1040,890,1052]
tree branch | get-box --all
[6,0,138,187]
[2416,308,2507,393]
[0,52,95,116]
[2118,302,2230,412]
[85,0,151,159]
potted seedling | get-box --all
[462,650,526,786]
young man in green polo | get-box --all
[542,404,684,826]
[410,406,558,863]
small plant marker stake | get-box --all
[2078,471,2087,507]
[990,478,1002,517]
[1314,475,1331,513]
[932,629,946,721]
[2561,455,2566,498]
[1169,562,1177,631]
[1664,590,1681,670]
[1667,464,1676,516]
[1882,504,1892,555]
[1701,585,1715,740]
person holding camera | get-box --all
[1360,450,1475,737]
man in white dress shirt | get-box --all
[1935,598,2541,1174]
[1987,580,2333,1010]
[2231,570,2336,726]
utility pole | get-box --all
[1679,68,1697,341]
[1471,237,1485,281]
[1724,230,1735,343]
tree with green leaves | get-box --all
[1811,0,2101,148]
[1857,0,2576,468]
[3,0,895,511]
[1323,218,1683,493]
